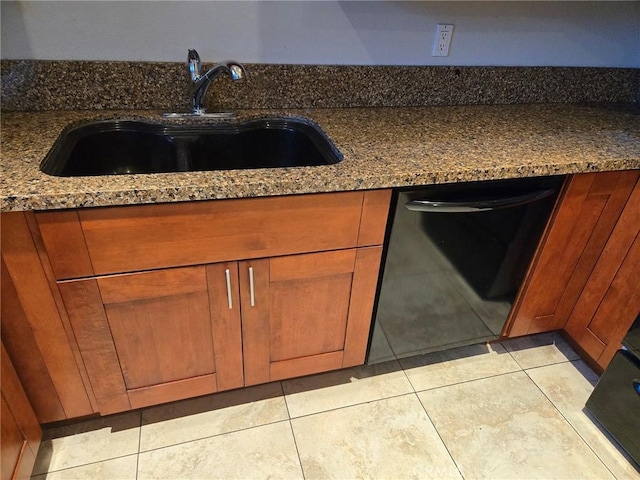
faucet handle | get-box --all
[187,49,202,80]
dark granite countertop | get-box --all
[1,104,639,212]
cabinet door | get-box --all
[504,171,639,337]
[241,247,382,385]
[58,264,243,413]
[1,343,42,480]
[563,178,640,371]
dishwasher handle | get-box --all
[405,188,556,213]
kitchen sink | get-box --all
[40,118,343,176]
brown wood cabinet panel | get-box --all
[99,267,217,390]
[58,279,131,415]
[342,246,384,367]
[1,343,41,480]
[1,260,65,422]
[504,171,639,337]
[1,212,92,422]
[33,210,93,279]
[127,374,218,410]
[205,263,244,391]
[59,264,245,413]
[98,267,208,304]
[37,192,365,278]
[268,251,355,362]
[1,396,24,480]
[358,189,392,247]
[564,178,640,371]
[239,258,271,386]
[14,190,391,416]
[269,351,344,382]
[241,248,381,386]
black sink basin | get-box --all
[40,118,343,177]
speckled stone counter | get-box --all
[1,104,639,212]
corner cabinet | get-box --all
[503,170,639,371]
[31,190,391,415]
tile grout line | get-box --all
[412,389,467,480]
[521,361,620,480]
[136,409,142,480]
[32,453,140,478]
[281,381,307,479]
[135,417,293,456]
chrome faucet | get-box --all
[188,49,247,115]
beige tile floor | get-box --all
[32,332,640,480]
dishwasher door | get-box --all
[367,176,563,364]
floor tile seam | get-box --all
[499,342,529,370]
[285,418,307,480]
[136,409,142,480]
[410,390,465,480]
[285,390,417,421]
[399,360,420,393]
[34,452,139,477]
[521,366,618,479]
[408,367,523,394]
[500,339,581,371]
[281,380,294,420]
[137,417,292,455]
[521,357,584,374]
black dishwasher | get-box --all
[367,176,563,364]
[585,315,640,468]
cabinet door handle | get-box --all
[249,266,256,307]
[225,268,233,309]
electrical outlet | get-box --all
[432,24,454,57]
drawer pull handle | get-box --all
[225,268,233,309]
[249,266,255,307]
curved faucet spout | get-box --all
[188,49,247,115]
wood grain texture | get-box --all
[240,258,271,386]
[58,279,131,415]
[270,351,344,382]
[1,343,41,480]
[358,189,392,247]
[70,192,364,276]
[504,171,638,337]
[34,210,94,280]
[564,178,640,370]
[101,268,217,390]
[1,395,24,480]
[24,212,99,414]
[206,263,244,391]
[268,270,352,362]
[98,267,208,304]
[1,260,65,422]
[241,248,379,385]
[252,251,354,382]
[342,246,384,367]
[1,212,92,422]
[594,238,640,369]
[127,374,217,410]
[551,171,639,327]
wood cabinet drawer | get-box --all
[36,191,385,280]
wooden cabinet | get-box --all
[241,248,382,385]
[1,212,93,424]
[503,170,639,371]
[57,264,243,413]
[1,342,42,480]
[33,190,390,415]
[563,176,640,371]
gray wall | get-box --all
[2,1,639,67]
